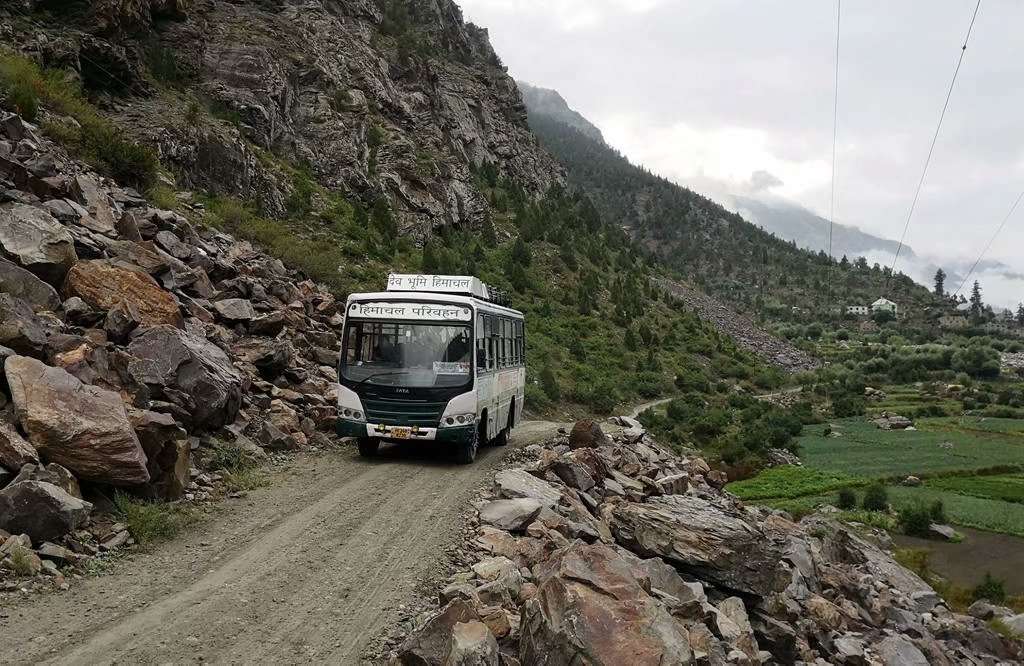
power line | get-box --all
[952,186,1024,298]
[886,0,982,293]
[825,0,841,311]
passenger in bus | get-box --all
[444,331,472,363]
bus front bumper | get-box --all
[336,419,475,445]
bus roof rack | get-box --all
[386,274,513,307]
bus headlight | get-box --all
[443,414,475,427]
[342,409,365,422]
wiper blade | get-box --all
[355,370,412,386]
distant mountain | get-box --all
[732,196,914,261]
[516,81,606,145]
[522,87,939,317]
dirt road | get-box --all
[0,421,557,666]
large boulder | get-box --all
[0,480,92,542]
[5,355,150,485]
[394,599,480,665]
[519,541,693,666]
[9,462,82,498]
[568,419,612,449]
[0,258,60,311]
[130,409,189,500]
[126,326,243,430]
[0,293,61,356]
[0,416,39,471]
[0,204,77,284]
[446,621,499,666]
[65,260,183,328]
[609,494,789,597]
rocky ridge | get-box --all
[2,0,563,235]
[386,418,1020,665]
[0,111,347,590]
[658,277,821,373]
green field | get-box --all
[798,418,1024,478]
[728,412,1024,536]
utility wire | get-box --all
[952,187,1024,298]
[886,0,982,294]
[825,0,841,312]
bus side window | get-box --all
[487,315,497,371]
[503,319,511,368]
[476,315,487,374]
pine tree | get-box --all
[1017,303,1024,327]
[933,268,946,296]
[540,366,560,401]
[970,281,984,322]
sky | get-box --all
[458,0,1024,307]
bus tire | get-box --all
[492,400,515,446]
[455,426,480,465]
[357,437,379,457]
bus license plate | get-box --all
[391,427,412,439]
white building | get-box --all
[871,298,898,316]
[846,305,869,316]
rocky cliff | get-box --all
[2,0,562,235]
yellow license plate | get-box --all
[390,427,412,439]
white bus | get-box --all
[336,274,526,464]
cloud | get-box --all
[748,170,784,192]
[459,0,666,31]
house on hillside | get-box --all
[846,305,869,316]
[871,298,898,317]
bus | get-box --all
[336,274,526,464]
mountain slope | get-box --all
[2,0,562,234]
[523,101,938,319]
[733,195,913,260]
[517,81,605,144]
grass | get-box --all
[798,418,1024,479]
[887,486,1024,537]
[0,51,159,188]
[927,474,1024,504]
[8,546,36,576]
[207,441,269,493]
[113,492,198,546]
[727,466,865,501]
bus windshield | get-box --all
[340,320,473,388]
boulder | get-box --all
[213,298,256,323]
[126,326,243,430]
[230,337,293,380]
[5,355,150,485]
[0,292,61,356]
[519,541,693,666]
[0,417,39,470]
[0,203,77,284]
[446,621,499,666]
[494,469,562,508]
[609,495,787,597]
[9,462,81,498]
[71,174,117,235]
[65,259,183,328]
[394,599,480,666]
[928,524,958,541]
[568,419,612,449]
[0,258,60,311]
[875,635,928,666]
[478,498,542,532]
[967,600,1011,621]
[0,480,92,542]
[130,409,189,500]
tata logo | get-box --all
[393,388,410,394]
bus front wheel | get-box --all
[455,427,480,465]
[357,437,379,457]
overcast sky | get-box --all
[459,0,1024,306]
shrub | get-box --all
[832,392,866,418]
[862,483,889,512]
[837,487,857,510]
[539,366,560,401]
[897,503,932,538]
[524,383,551,411]
[973,573,1007,603]
[114,492,196,546]
[929,499,947,524]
